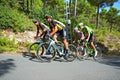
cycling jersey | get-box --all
[49,20,65,31]
[81,26,93,35]
[38,23,50,31]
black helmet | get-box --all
[33,19,38,23]
[45,14,52,19]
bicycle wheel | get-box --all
[77,46,84,60]
[22,42,39,58]
[93,46,102,60]
[96,47,102,58]
[64,44,77,62]
[36,43,56,62]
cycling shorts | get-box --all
[88,32,94,42]
[55,28,67,39]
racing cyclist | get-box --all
[33,19,50,39]
[76,23,97,58]
[45,14,69,56]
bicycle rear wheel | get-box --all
[36,43,56,62]
[93,47,102,60]
[64,44,77,62]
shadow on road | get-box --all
[98,57,120,67]
[0,59,16,76]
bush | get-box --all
[0,5,34,32]
[0,37,16,52]
[107,43,114,48]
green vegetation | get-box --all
[0,0,120,55]
[0,5,34,32]
[0,37,16,52]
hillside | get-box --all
[94,29,120,56]
[0,29,120,56]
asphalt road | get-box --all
[0,54,120,80]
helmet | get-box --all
[74,27,78,31]
[33,19,38,23]
[45,14,52,19]
[73,27,78,32]
[77,22,83,28]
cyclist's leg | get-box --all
[56,29,68,54]
[53,32,59,42]
[43,30,50,39]
[89,32,96,50]
[61,29,68,52]
[89,32,97,57]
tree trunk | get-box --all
[26,0,29,14]
[74,0,77,17]
[96,4,99,29]
[69,0,71,17]
[23,0,25,12]
[30,0,33,10]
[110,22,113,32]
[43,0,48,8]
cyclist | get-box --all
[76,22,97,58]
[73,27,87,56]
[33,19,50,39]
[73,27,85,43]
[45,14,69,55]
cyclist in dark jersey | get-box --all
[73,27,85,43]
[45,14,69,55]
[33,19,50,39]
[76,23,97,58]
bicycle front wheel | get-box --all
[36,43,56,62]
[64,44,77,62]
[23,42,39,58]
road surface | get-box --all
[0,54,120,80]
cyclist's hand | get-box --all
[34,36,38,39]
[73,40,75,43]
[86,39,88,43]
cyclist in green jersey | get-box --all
[76,23,97,58]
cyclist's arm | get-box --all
[50,25,58,36]
[36,26,40,37]
[87,30,90,41]
[73,33,77,43]
[39,28,46,37]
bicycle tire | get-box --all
[77,47,84,60]
[22,42,40,57]
[94,47,102,60]
[36,43,56,62]
[64,44,77,62]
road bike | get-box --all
[76,40,102,60]
[36,37,77,62]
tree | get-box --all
[116,15,120,31]
[41,0,48,8]
[87,0,118,29]
[74,0,77,17]
[106,7,119,32]
[100,8,107,19]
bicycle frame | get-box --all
[45,37,64,56]
[84,42,94,55]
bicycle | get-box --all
[22,38,44,58]
[76,40,102,60]
[36,37,77,62]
